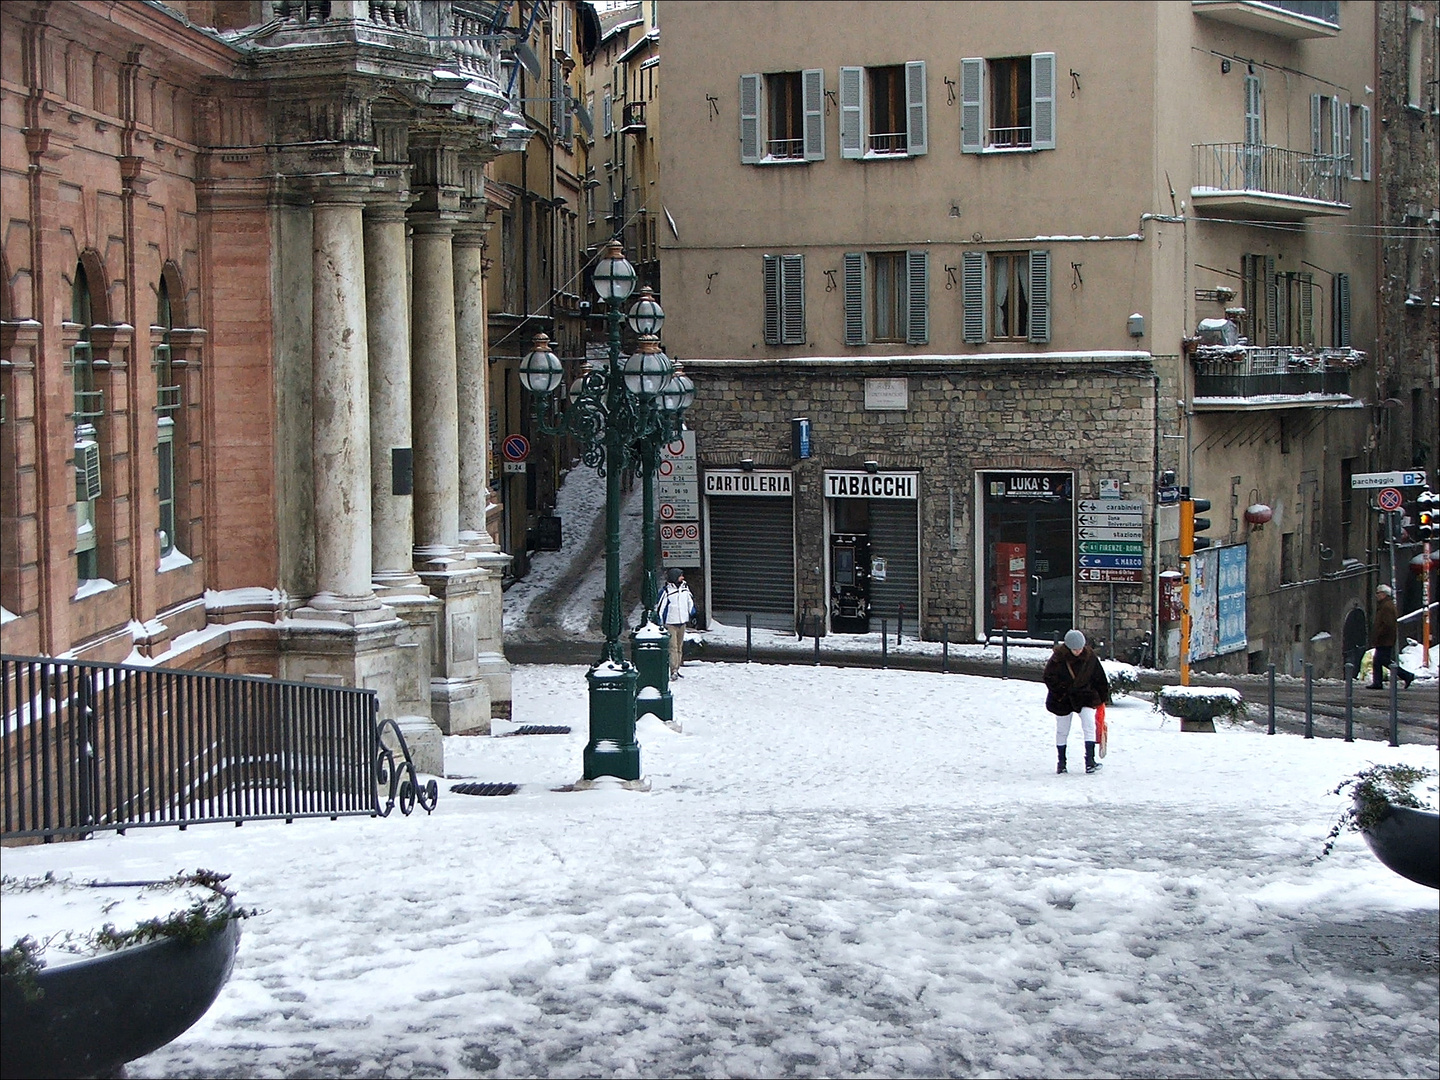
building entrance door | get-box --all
[982,472,1074,640]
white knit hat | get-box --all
[1376,584,1393,597]
[1064,629,1086,650]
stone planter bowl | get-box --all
[1,905,239,1079]
[1358,799,1440,890]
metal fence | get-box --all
[2,654,435,842]
[1192,142,1348,206]
[1193,346,1355,398]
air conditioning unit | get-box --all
[75,440,101,501]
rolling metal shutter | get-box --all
[867,500,919,628]
[709,496,794,631]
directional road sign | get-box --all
[1078,500,1145,515]
[1351,470,1427,489]
[1078,554,1144,569]
[1079,512,1145,528]
[1079,567,1144,583]
[1078,541,1144,556]
[1078,526,1143,541]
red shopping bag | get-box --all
[1095,702,1108,758]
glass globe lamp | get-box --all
[519,334,563,395]
[591,239,637,305]
[622,335,673,398]
[627,286,664,336]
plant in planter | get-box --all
[1,869,253,1079]
[1155,685,1246,732]
[1320,764,1439,889]
[1101,660,1140,699]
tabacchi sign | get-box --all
[824,472,918,499]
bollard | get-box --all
[942,625,949,673]
[1344,662,1354,742]
[1267,663,1275,735]
[881,619,888,668]
[746,613,753,663]
[1002,627,1009,680]
[813,615,821,665]
[896,605,903,644]
[1303,663,1314,739]
[1389,664,1399,747]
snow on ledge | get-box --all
[74,577,117,600]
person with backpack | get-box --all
[656,568,696,678]
[1043,629,1111,774]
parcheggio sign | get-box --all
[824,471,918,499]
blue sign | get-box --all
[1216,545,1248,656]
[1077,554,1144,569]
[791,417,812,460]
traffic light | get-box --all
[1418,488,1439,541]
[1179,489,1213,557]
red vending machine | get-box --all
[993,542,1028,632]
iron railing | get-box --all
[1192,345,1361,398]
[1192,143,1348,206]
[2,654,435,841]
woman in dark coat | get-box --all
[1043,629,1110,774]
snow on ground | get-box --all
[3,662,1436,1079]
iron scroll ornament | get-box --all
[374,717,439,817]
[527,362,683,478]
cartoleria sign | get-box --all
[704,470,792,496]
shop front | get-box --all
[979,471,1075,641]
[824,471,920,634]
[703,469,796,631]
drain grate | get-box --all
[513,725,572,736]
[450,782,519,797]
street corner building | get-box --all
[0,0,547,773]
[657,0,1439,675]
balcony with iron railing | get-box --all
[620,100,646,134]
[1191,143,1349,221]
[1190,344,1364,409]
[1192,0,1339,39]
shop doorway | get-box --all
[981,472,1074,640]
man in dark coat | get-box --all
[1368,584,1414,689]
[1043,629,1111,774]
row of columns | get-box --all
[293,182,507,738]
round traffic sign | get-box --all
[1377,487,1403,512]
[659,503,675,520]
[502,434,530,462]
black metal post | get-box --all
[1389,664,1400,747]
[1303,662,1313,739]
[881,620,888,668]
[942,625,949,673]
[896,605,903,644]
[1344,662,1354,742]
[813,615,821,665]
[1267,663,1275,735]
[745,613,753,663]
[1001,627,1009,680]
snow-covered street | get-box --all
[4,660,1436,1079]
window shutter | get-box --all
[1244,74,1261,145]
[1031,52,1056,151]
[780,254,805,345]
[1299,271,1314,345]
[961,58,985,154]
[803,68,826,161]
[1329,95,1341,158]
[1264,256,1277,342]
[843,252,865,345]
[1342,104,1353,177]
[75,439,102,502]
[740,74,762,163]
[1360,104,1371,179]
[962,251,986,343]
[905,60,928,156]
[603,91,614,137]
[563,93,574,142]
[839,66,863,158]
[906,250,929,345]
[1028,249,1052,344]
[763,255,780,344]
[1333,272,1351,347]
[552,60,564,134]
[1310,93,1322,155]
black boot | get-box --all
[1085,741,1101,773]
[1056,746,1068,774]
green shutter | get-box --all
[1332,272,1351,347]
[962,251,986,343]
[780,254,805,345]
[906,250,928,345]
[803,69,826,161]
[905,60,927,156]
[740,74,762,163]
[839,66,863,158]
[1028,250,1051,344]
[1031,53,1056,150]
[844,252,865,346]
[763,255,780,344]
[961,58,984,154]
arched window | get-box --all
[71,263,102,583]
[155,277,178,557]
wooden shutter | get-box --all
[905,60,927,156]
[843,252,865,345]
[1359,105,1371,179]
[603,91,613,136]
[961,58,984,154]
[1329,95,1341,158]
[1299,271,1314,345]
[780,254,805,345]
[1244,75,1262,145]
[1333,272,1351,347]
[552,60,564,134]
[962,251,986,343]
[839,66,863,158]
[803,68,825,161]
[1342,105,1353,177]
[1310,93,1322,155]
[1028,250,1051,344]
[1264,256,1277,343]
[1031,52,1056,151]
[906,250,929,344]
[763,255,780,344]
[740,74,762,163]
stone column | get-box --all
[410,214,465,563]
[304,190,383,618]
[454,219,512,715]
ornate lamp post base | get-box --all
[632,621,673,723]
[583,662,641,781]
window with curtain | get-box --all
[992,253,1030,340]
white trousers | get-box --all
[1056,707,1097,746]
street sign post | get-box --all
[1076,500,1144,584]
[1351,470,1427,489]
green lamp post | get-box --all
[519,241,690,780]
